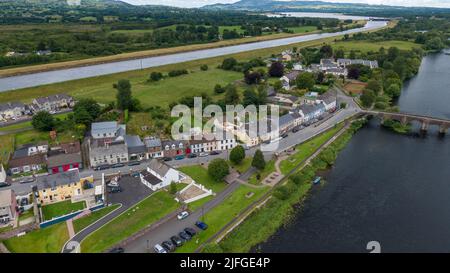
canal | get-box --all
[257,51,450,253]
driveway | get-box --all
[62,175,153,253]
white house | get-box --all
[140,159,184,191]
[0,164,6,184]
[317,90,337,111]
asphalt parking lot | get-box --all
[106,175,153,207]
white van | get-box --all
[154,244,167,253]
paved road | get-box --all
[0,21,387,92]
[124,181,242,253]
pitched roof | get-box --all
[140,170,163,186]
[47,153,82,168]
[36,169,81,190]
[0,102,25,112]
[284,71,301,81]
[125,135,146,154]
[0,189,13,207]
[318,90,337,105]
[8,154,46,168]
[279,114,295,127]
[148,159,171,177]
[144,137,161,148]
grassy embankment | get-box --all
[80,191,179,253]
[208,120,367,253]
[2,204,119,253]
[42,200,86,221]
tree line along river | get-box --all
[257,51,450,253]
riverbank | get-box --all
[207,119,367,253]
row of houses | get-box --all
[87,121,238,168]
[0,93,74,122]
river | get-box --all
[257,52,450,253]
[0,21,386,92]
[266,12,378,21]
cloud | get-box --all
[121,0,450,8]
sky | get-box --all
[121,0,450,8]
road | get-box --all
[0,21,387,92]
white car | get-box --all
[154,244,167,253]
[199,152,209,157]
[177,211,189,220]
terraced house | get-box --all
[31,93,75,113]
[0,101,27,122]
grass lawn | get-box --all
[178,165,227,193]
[219,25,245,35]
[13,128,77,148]
[0,134,14,164]
[230,157,252,174]
[279,123,344,175]
[42,200,86,221]
[287,26,318,34]
[18,209,34,221]
[248,159,276,185]
[332,40,420,54]
[3,222,69,253]
[175,184,269,253]
[80,191,179,253]
[73,204,120,233]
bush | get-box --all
[214,84,225,94]
[168,69,188,77]
[208,158,229,182]
[251,150,266,170]
[32,111,55,131]
[149,72,163,82]
[273,186,290,200]
[200,64,209,71]
[229,146,245,165]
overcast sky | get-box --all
[121,0,450,8]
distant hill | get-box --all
[203,0,450,17]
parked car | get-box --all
[199,152,209,157]
[281,133,288,138]
[292,126,300,133]
[161,240,176,252]
[109,247,124,253]
[94,164,110,171]
[163,157,172,162]
[0,182,10,188]
[19,178,35,184]
[187,153,197,158]
[108,186,122,194]
[154,244,167,253]
[131,172,140,178]
[209,151,221,155]
[111,163,125,168]
[179,231,191,241]
[184,227,197,237]
[175,155,185,160]
[128,161,140,166]
[170,236,183,247]
[195,221,208,230]
[177,211,189,220]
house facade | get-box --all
[161,140,188,158]
[0,102,27,122]
[317,90,338,111]
[297,103,327,123]
[124,135,147,161]
[144,137,163,158]
[280,71,300,90]
[0,190,17,223]
[89,139,128,167]
[8,154,47,175]
[32,94,75,113]
[35,169,92,205]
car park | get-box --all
[154,244,167,253]
[184,227,197,237]
[177,211,189,220]
[195,221,208,230]
[170,236,183,247]
[179,231,191,241]
[161,240,176,252]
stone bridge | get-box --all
[363,110,450,134]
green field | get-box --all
[42,200,86,221]
[3,222,69,253]
[279,123,344,175]
[230,157,252,174]
[175,184,269,253]
[0,112,71,133]
[73,204,120,233]
[178,165,227,193]
[287,26,318,34]
[80,191,179,253]
[332,40,420,53]
[0,134,14,164]
[219,25,245,35]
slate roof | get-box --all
[148,159,171,178]
[8,154,46,168]
[0,102,25,112]
[36,169,80,190]
[279,114,295,127]
[140,170,163,186]
[0,189,13,207]
[124,135,146,154]
[144,137,161,148]
[47,153,82,168]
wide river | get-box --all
[0,20,386,92]
[257,51,450,253]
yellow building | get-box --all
[35,169,93,205]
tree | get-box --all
[229,145,245,165]
[360,89,376,108]
[273,80,283,91]
[200,64,209,71]
[335,49,345,59]
[221,57,238,70]
[208,158,229,182]
[268,61,284,77]
[366,79,382,94]
[73,98,101,121]
[316,72,325,84]
[319,45,333,58]
[150,72,163,82]
[244,71,262,85]
[296,72,315,90]
[347,66,360,79]
[74,107,93,126]
[224,84,240,105]
[214,84,225,94]
[257,85,268,105]
[386,83,401,97]
[114,79,132,110]
[32,111,55,131]
[243,88,259,107]
[252,149,266,170]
